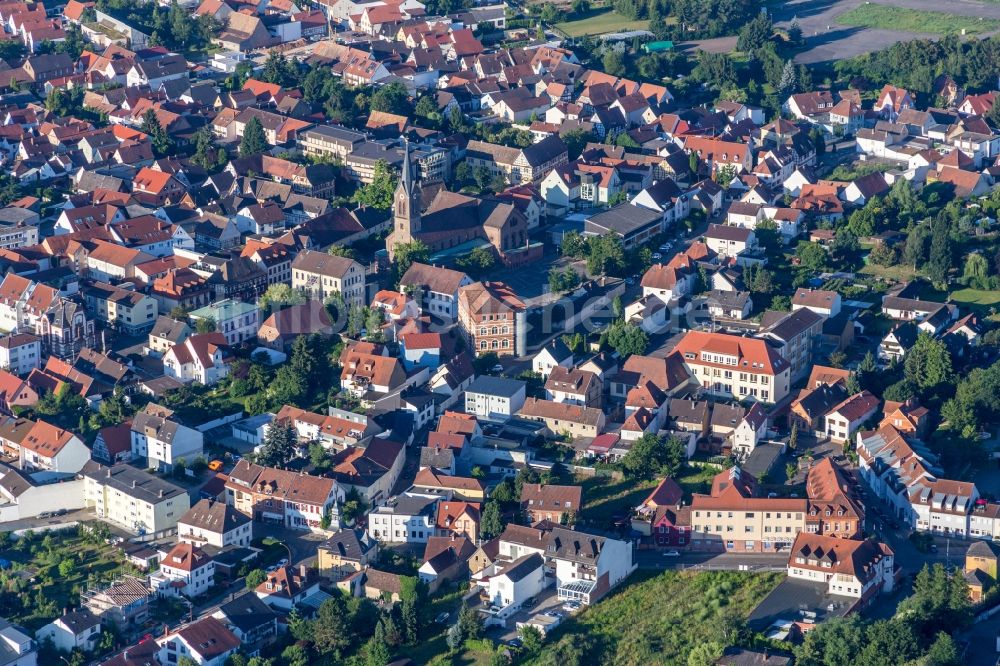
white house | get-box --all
[189,299,259,346]
[162,333,231,385]
[155,617,240,666]
[464,376,527,423]
[18,420,90,474]
[150,543,216,599]
[787,533,894,602]
[729,403,769,461]
[35,610,102,654]
[177,498,253,549]
[486,553,547,610]
[549,526,636,605]
[131,404,204,473]
[367,495,438,544]
[532,339,573,377]
[399,262,473,321]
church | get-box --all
[386,141,538,267]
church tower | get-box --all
[392,138,421,246]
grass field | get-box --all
[578,474,658,528]
[525,570,783,665]
[556,9,651,36]
[836,4,1000,35]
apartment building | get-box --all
[673,331,791,404]
[689,467,806,552]
[457,281,526,357]
[224,460,344,532]
[291,250,365,307]
[130,403,204,473]
[83,464,190,535]
[465,135,568,184]
[0,333,41,375]
[367,495,438,544]
[189,299,260,345]
[177,498,253,549]
[787,533,895,603]
[82,281,158,335]
[399,262,473,321]
[299,124,366,161]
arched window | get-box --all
[480,340,487,349]
[502,339,509,348]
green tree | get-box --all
[794,615,866,666]
[904,332,954,393]
[481,499,504,539]
[280,645,310,666]
[602,51,626,77]
[141,108,172,156]
[688,642,725,666]
[245,568,266,589]
[256,422,297,467]
[621,433,685,479]
[605,320,648,357]
[925,631,960,666]
[457,604,483,640]
[365,619,391,666]
[796,241,827,271]
[898,563,972,640]
[962,252,990,289]
[353,159,398,210]
[391,240,430,286]
[313,594,353,657]
[735,12,771,52]
[194,316,217,334]
[259,284,306,314]
[239,116,268,158]
[371,81,411,115]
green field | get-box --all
[836,4,1000,35]
[556,9,651,36]
[525,571,782,665]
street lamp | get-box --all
[263,537,293,567]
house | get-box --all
[411,468,485,502]
[83,576,154,630]
[130,403,204,472]
[548,525,636,605]
[544,366,601,408]
[162,333,231,385]
[150,542,215,599]
[257,301,334,352]
[518,398,605,439]
[879,398,931,438]
[532,339,574,377]
[730,402,769,460]
[0,334,41,375]
[418,536,475,592]
[255,565,321,611]
[317,528,379,579]
[83,464,191,535]
[521,483,582,524]
[673,331,791,404]
[82,282,158,335]
[367,495,438,544]
[965,541,1000,602]
[486,552,546,610]
[857,424,979,536]
[787,533,894,604]
[465,135,568,184]
[291,250,366,307]
[177,498,253,549]
[633,476,690,547]
[760,308,824,383]
[155,617,241,666]
[148,316,191,356]
[329,439,406,506]
[689,467,806,552]
[457,281,526,357]
[211,594,279,654]
[879,322,918,363]
[806,458,864,539]
[35,610,102,654]
[791,288,841,318]
[399,262,473,321]
[340,347,407,398]
[18,419,90,474]
[436,501,480,542]
[704,290,752,320]
[823,390,880,444]
[225,460,345,531]
[464,376,526,422]
[189,299,260,346]
[704,224,757,260]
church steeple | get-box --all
[393,137,421,241]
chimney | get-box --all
[132,480,137,488]
[299,563,308,578]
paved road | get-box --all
[771,0,1000,64]
[636,550,787,571]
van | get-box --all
[208,460,224,472]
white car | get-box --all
[652,252,662,260]
[277,558,289,567]
[662,550,680,557]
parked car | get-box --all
[562,601,581,612]
[523,597,537,609]
[435,612,450,624]
[662,550,680,557]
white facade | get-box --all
[131,421,204,473]
[486,555,547,609]
[465,386,526,422]
[0,336,40,375]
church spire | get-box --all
[393,136,420,242]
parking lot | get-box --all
[484,589,580,643]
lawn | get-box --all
[0,526,133,632]
[525,570,783,665]
[555,9,651,36]
[578,474,658,528]
[836,4,1000,35]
